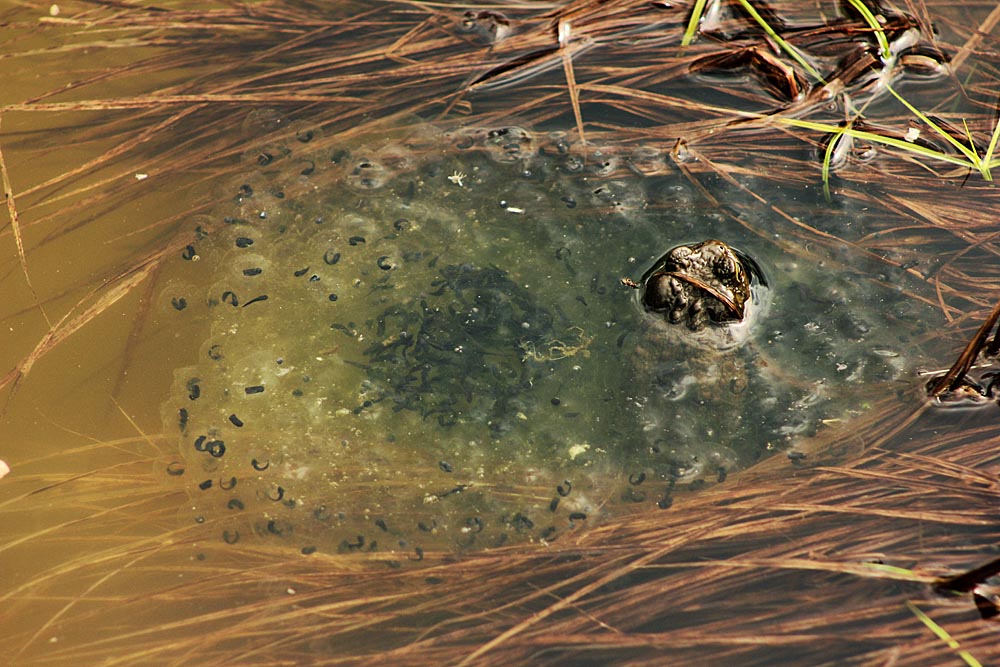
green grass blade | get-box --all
[906,601,984,667]
[681,0,709,47]
[885,83,982,167]
[778,116,981,171]
[981,107,1000,173]
[844,0,891,59]
[821,125,848,201]
[734,0,825,84]
[959,118,990,180]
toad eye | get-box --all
[643,274,674,310]
[715,255,737,278]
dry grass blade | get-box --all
[926,297,1000,396]
[558,19,588,145]
[1,245,172,402]
[949,2,1000,73]
[0,113,50,327]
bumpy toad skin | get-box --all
[642,239,751,330]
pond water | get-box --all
[2,2,999,666]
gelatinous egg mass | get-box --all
[159,119,927,558]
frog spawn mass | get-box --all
[160,120,917,558]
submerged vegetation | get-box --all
[1,1,1000,665]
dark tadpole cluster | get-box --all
[363,263,557,432]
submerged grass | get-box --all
[1,1,1000,665]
